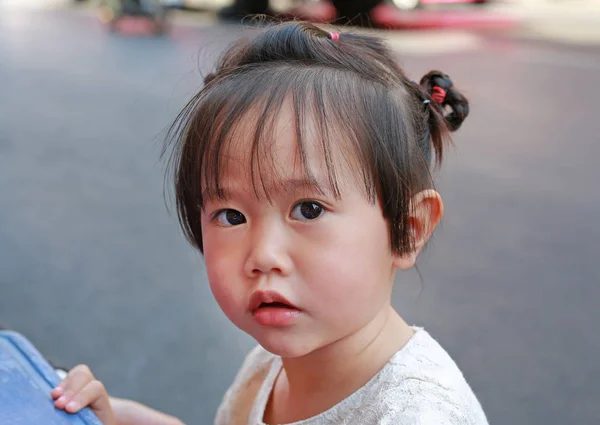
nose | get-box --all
[244,219,293,278]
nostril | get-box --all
[251,267,283,276]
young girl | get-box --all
[51,22,488,425]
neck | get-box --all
[280,306,414,402]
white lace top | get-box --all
[214,328,488,425]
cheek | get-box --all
[205,256,234,313]
[202,228,246,322]
[303,209,393,317]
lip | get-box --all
[248,290,302,327]
[248,290,300,313]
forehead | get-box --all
[213,98,359,199]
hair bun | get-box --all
[419,70,469,132]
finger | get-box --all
[51,382,65,399]
[51,375,71,401]
[64,380,106,413]
[51,369,76,399]
[66,380,116,425]
[53,365,94,408]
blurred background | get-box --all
[1,0,599,424]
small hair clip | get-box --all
[423,99,431,105]
[431,86,447,104]
[329,32,340,41]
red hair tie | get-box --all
[329,32,340,41]
[431,86,447,104]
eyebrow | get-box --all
[204,177,332,201]
[276,178,328,194]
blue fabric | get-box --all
[0,331,102,425]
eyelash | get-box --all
[210,200,328,225]
[291,200,327,221]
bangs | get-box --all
[200,70,355,203]
[185,65,405,204]
[166,63,418,250]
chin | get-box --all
[252,329,317,358]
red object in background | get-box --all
[109,17,156,34]
[283,0,518,30]
[371,3,519,30]
[420,0,516,4]
[421,0,485,4]
[390,0,511,8]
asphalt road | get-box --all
[1,7,599,425]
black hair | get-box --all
[165,22,469,255]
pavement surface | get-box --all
[1,2,599,424]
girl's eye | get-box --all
[215,209,246,226]
[291,201,325,221]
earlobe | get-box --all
[392,190,444,270]
[393,252,417,271]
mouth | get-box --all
[248,290,302,326]
[249,290,300,312]
[256,301,297,310]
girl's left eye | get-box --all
[290,201,325,221]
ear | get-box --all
[393,189,444,270]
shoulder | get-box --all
[383,378,489,425]
[374,329,489,424]
[390,328,469,386]
[214,345,279,425]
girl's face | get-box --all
[201,103,400,358]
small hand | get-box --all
[51,364,117,425]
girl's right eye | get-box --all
[214,209,246,227]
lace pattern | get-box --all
[214,328,488,425]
